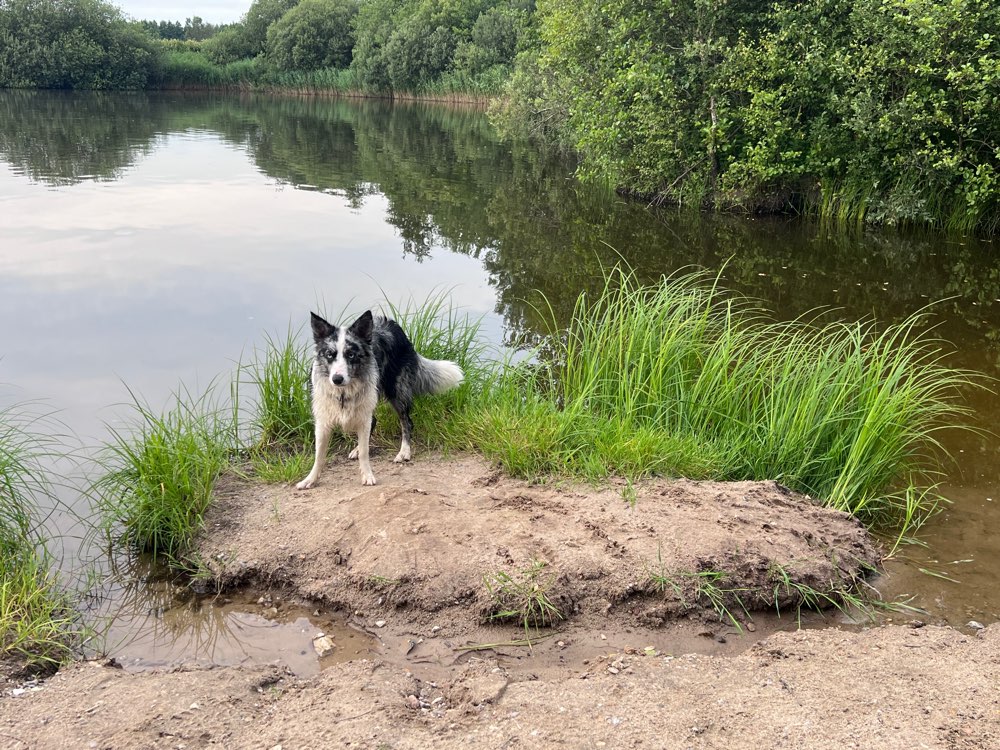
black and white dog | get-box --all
[296,310,464,488]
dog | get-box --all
[296,310,464,488]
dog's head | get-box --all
[310,310,374,388]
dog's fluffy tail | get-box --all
[415,356,464,395]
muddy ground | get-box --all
[2,454,998,748]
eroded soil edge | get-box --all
[197,453,880,641]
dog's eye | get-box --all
[324,351,335,362]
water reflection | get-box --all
[87,554,374,674]
[0,90,997,636]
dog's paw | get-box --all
[361,470,377,486]
[348,446,359,460]
[296,476,317,490]
[393,449,411,464]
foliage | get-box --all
[0,405,79,665]
[202,23,255,64]
[266,0,357,71]
[95,386,235,561]
[0,0,160,89]
[736,0,1000,233]
[352,0,533,92]
[138,16,229,41]
[201,0,300,66]
[241,0,300,58]
[138,19,184,40]
[483,559,563,631]
[506,0,1000,233]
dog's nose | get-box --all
[331,374,344,386]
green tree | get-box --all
[733,0,1000,231]
[203,0,298,63]
[351,0,494,91]
[184,16,226,41]
[504,0,1000,233]
[243,0,299,55]
[266,0,357,71]
[202,23,253,63]
[0,0,160,89]
[452,2,534,77]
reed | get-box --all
[95,385,235,561]
[243,325,314,451]
[0,405,79,665]
[525,268,975,530]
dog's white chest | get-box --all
[312,371,377,432]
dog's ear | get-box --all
[310,312,336,340]
[349,310,374,340]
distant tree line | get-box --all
[1,0,997,233]
[0,0,533,92]
[137,16,229,41]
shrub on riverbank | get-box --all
[0,0,159,89]
[0,407,78,666]
[500,0,1000,234]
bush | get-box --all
[506,0,1000,233]
[0,0,161,89]
[266,0,357,71]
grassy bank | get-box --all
[95,270,975,562]
[0,406,79,668]
[155,51,504,104]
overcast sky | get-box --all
[115,0,248,24]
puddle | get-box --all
[94,574,378,676]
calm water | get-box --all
[1,90,997,664]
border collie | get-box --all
[296,310,464,488]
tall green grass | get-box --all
[244,326,314,450]
[155,50,500,102]
[483,268,973,530]
[95,386,235,561]
[0,405,79,666]
[158,50,266,89]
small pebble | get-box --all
[967,620,985,630]
[375,620,387,628]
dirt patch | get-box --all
[3,455,997,747]
[196,453,880,640]
[2,625,997,748]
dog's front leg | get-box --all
[296,421,332,490]
[348,414,376,460]
[356,425,376,486]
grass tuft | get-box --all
[95,385,234,562]
[0,404,80,666]
[483,559,563,633]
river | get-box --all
[0,89,996,668]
